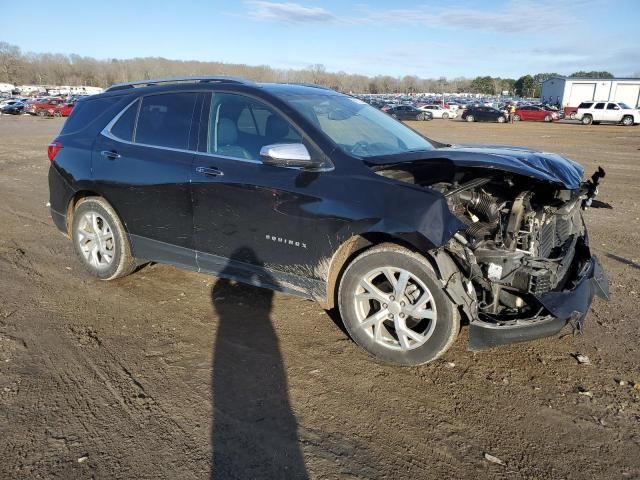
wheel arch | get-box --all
[66,191,129,238]
[323,232,438,310]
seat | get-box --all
[264,114,292,144]
[215,118,253,160]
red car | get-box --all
[26,97,65,116]
[513,106,560,122]
[47,102,75,117]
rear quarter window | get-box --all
[60,96,122,136]
[578,102,593,109]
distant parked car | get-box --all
[47,102,75,117]
[513,106,559,122]
[26,97,65,116]
[418,104,456,119]
[460,106,506,123]
[0,101,24,115]
[386,105,432,121]
[576,101,640,126]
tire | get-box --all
[338,244,460,366]
[582,115,593,125]
[391,113,398,119]
[442,112,449,119]
[71,197,137,281]
[37,110,46,117]
[417,113,425,121]
[544,115,552,122]
[497,116,506,123]
[513,114,521,122]
[570,112,577,120]
[622,115,634,126]
[466,115,474,122]
[53,111,61,118]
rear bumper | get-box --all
[468,254,609,351]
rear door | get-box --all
[93,91,200,265]
[592,102,606,121]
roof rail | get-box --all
[285,82,333,91]
[105,76,254,92]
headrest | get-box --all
[217,118,238,145]
[265,114,289,140]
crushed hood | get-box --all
[365,144,585,190]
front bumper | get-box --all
[468,254,609,351]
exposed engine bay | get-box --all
[375,162,606,325]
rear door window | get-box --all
[606,103,619,110]
[135,93,198,150]
[594,103,605,109]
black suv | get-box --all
[48,76,608,365]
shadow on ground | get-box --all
[210,247,308,479]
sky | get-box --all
[2,0,639,79]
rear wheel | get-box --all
[581,115,593,125]
[513,114,521,122]
[466,115,474,122]
[338,244,460,365]
[442,112,449,119]
[497,116,506,123]
[570,112,577,120]
[544,115,552,122]
[71,197,137,281]
[622,115,634,126]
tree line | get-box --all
[0,42,614,96]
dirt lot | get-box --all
[0,115,638,479]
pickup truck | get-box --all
[576,101,640,126]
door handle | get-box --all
[196,166,224,177]
[101,150,121,160]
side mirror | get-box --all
[260,143,322,170]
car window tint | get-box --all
[578,102,593,108]
[135,93,198,150]
[594,103,605,109]
[606,103,618,110]
[207,92,302,161]
[110,100,138,142]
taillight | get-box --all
[47,141,62,162]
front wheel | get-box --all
[338,244,460,365]
[622,115,634,126]
[570,112,577,120]
[497,116,506,123]
[544,115,552,122]
[442,112,449,119]
[71,197,137,280]
[513,114,521,122]
[466,115,474,122]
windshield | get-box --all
[278,92,435,157]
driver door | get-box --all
[190,91,331,280]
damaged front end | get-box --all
[374,157,609,351]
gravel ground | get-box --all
[0,114,638,479]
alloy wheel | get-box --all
[353,267,437,351]
[76,211,115,269]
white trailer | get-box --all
[0,83,15,93]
